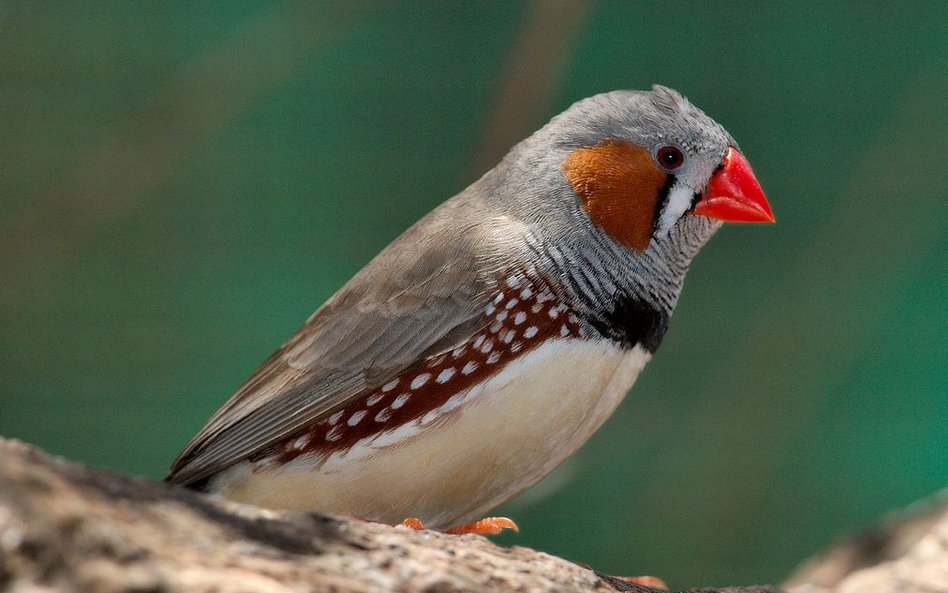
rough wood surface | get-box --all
[785,490,948,593]
[0,438,942,593]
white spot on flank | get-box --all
[411,373,431,390]
[473,335,485,349]
[437,368,456,383]
[511,341,523,353]
[348,410,367,426]
[505,298,519,310]
[462,361,478,375]
[391,393,410,409]
[292,435,308,450]
[365,393,383,406]
[506,275,519,288]
[549,308,560,319]
[480,339,494,354]
[326,425,342,441]
[427,354,445,368]
[485,304,496,316]
[494,292,505,304]
[452,345,467,358]
[513,311,527,325]
[444,391,466,410]
[520,287,533,300]
[560,324,569,337]
[490,320,502,333]
[381,379,399,392]
[299,341,652,492]
[503,330,515,344]
[531,302,543,313]
[496,310,508,322]
[524,326,538,339]
[486,351,501,364]
[538,290,553,302]
[375,408,393,423]
[328,411,344,426]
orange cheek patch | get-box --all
[561,139,667,252]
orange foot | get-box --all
[616,575,668,589]
[401,516,519,536]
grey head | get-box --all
[473,85,740,350]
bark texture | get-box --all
[785,490,948,593]
[0,438,942,593]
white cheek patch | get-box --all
[655,182,695,237]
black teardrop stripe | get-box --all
[651,173,677,232]
[581,293,669,353]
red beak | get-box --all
[694,147,775,223]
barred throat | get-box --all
[253,272,582,466]
[524,213,719,352]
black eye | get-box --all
[657,146,684,170]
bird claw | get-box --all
[444,516,519,535]
[401,516,519,536]
[615,575,668,589]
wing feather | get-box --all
[167,196,496,486]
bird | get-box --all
[166,85,774,536]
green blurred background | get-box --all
[1,1,945,588]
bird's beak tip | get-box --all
[694,147,774,224]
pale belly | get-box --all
[209,339,650,528]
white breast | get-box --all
[211,339,650,528]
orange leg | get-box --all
[402,518,661,586]
[402,516,519,536]
[444,516,519,535]
[401,517,425,530]
[616,575,668,589]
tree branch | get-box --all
[0,437,942,593]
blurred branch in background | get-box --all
[472,0,592,174]
[0,1,380,304]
